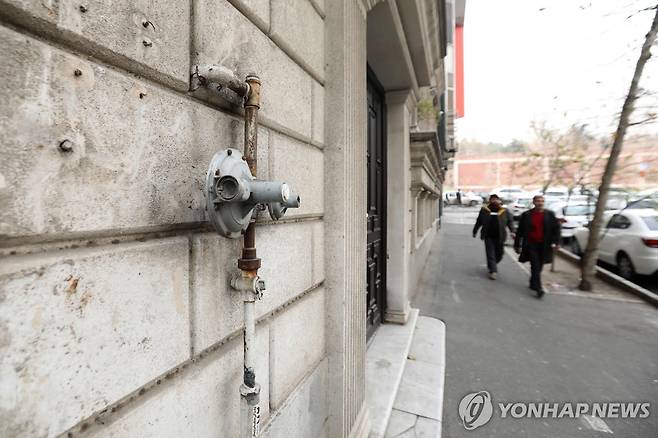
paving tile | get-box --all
[393,359,444,420]
[415,416,442,437]
[384,409,416,437]
[395,429,417,438]
[408,317,446,366]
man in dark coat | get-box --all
[514,195,561,298]
[473,194,515,280]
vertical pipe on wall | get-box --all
[192,64,268,437]
[237,74,262,438]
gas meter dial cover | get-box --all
[205,148,254,238]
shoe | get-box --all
[489,272,497,280]
[536,288,545,299]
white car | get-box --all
[550,202,596,240]
[543,187,569,203]
[572,209,658,279]
[492,187,525,204]
[444,191,482,206]
[461,191,483,206]
[510,196,534,220]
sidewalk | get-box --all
[365,312,447,438]
[505,246,645,303]
[385,317,446,438]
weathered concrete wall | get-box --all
[0,0,329,436]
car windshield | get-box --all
[641,216,658,231]
[627,199,657,209]
[544,191,566,197]
[564,205,595,216]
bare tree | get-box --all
[520,122,594,192]
[579,5,658,291]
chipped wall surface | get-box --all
[0,0,332,437]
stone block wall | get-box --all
[0,1,328,436]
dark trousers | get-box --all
[528,242,544,291]
[484,237,504,273]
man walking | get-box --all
[473,194,515,280]
[514,195,561,298]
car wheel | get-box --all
[616,253,635,280]
[571,239,582,256]
[469,200,477,207]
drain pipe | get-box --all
[195,66,263,437]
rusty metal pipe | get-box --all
[243,75,261,176]
[196,65,264,437]
[194,64,250,98]
[239,74,262,274]
[239,73,262,438]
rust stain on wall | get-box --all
[65,276,79,296]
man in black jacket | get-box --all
[473,194,515,280]
[513,195,561,298]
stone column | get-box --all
[384,90,413,324]
[410,187,422,248]
[324,1,370,437]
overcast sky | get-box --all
[455,0,658,144]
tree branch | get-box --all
[628,115,657,126]
[627,4,658,20]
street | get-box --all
[414,207,658,437]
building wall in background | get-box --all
[446,139,658,191]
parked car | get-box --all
[550,202,596,241]
[626,198,658,210]
[444,191,482,206]
[627,188,658,210]
[572,209,658,279]
[462,191,483,206]
[564,194,594,204]
[444,191,459,205]
[605,196,628,210]
[543,186,569,203]
[510,196,534,221]
[492,186,525,204]
[474,191,490,202]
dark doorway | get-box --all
[366,66,387,340]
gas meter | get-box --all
[205,148,300,238]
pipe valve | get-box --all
[206,148,301,238]
[230,272,266,299]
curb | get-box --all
[556,248,658,308]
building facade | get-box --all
[0,1,462,437]
[447,136,658,192]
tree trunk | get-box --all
[579,6,658,291]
